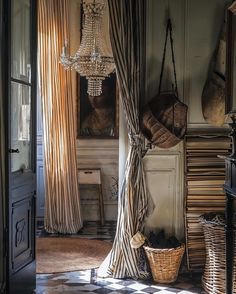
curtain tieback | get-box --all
[130,231,146,248]
[129,133,143,147]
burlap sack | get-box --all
[201,20,227,126]
[202,72,226,126]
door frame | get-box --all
[0,0,7,292]
[2,0,38,293]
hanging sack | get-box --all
[142,19,188,149]
[201,20,226,126]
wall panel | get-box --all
[184,0,230,129]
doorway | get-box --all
[1,0,37,293]
[35,0,119,276]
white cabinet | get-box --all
[143,144,184,240]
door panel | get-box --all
[10,82,31,172]
[36,162,45,218]
[12,173,35,201]
[5,0,37,293]
[11,0,31,83]
[11,196,34,273]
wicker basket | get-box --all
[200,213,236,294]
[143,244,185,283]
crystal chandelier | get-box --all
[60,0,115,96]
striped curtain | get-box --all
[100,0,149,279]
[38,0,83,233]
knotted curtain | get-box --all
[99,0,149,279]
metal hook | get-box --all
[166,0,170,22]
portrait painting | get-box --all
[77,73,119,138]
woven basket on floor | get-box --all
[200,213,236,294]
[143,244,185,283]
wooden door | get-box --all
[3,0,37,293]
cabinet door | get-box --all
[144,151,184,240]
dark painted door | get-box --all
[5,0,37,293]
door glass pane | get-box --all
[11,0,31,82]
[11,82,31,172]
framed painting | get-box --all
[77,73,119,139]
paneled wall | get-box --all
[77,140,118,221]
[144,0,229,239]
[146,0,229,118]
[184,0,229,129]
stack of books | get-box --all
[185,134,231,271]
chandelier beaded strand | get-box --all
[60,0,115,96]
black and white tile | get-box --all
[36,269,205,293]
[37,220,116,241]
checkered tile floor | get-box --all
[36,221,205,294]
[36,269,205,293]
[37,220,116,241]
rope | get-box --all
[158,18,178,98]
